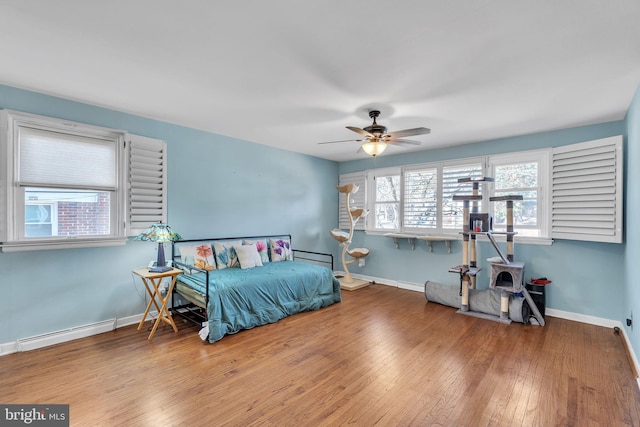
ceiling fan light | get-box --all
[362,141,387,157]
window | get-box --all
[25,199,57,237]
[362,154,550,240]
[367,168,401,231]
[344,137,622,244]
[403,166,437,230]
[441,162,483,231]
[0,110,167,251]
[489,150,549,238]
[367,160,483,235]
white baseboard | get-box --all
[544,307,619,328]
[1,311,158,356]
[116,311,157,329]
[619,325,640,384]
[0,342,18,356]
[15,318,117,352]
[396,281,423,293]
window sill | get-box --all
[365,230,460,239]
[1,237,128,252]
[477,234,553,246]
[365,230,553,246]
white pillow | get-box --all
[234,244,263,269]
[243,239,270,263]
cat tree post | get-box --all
[460,199,471,312]
[330,183,370,291]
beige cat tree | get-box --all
[330,183,371,290]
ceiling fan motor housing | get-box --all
[364,110,387,136]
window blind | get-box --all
[126,134,167,236]
[551,136,623,243]
[18,127,117,189]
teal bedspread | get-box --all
[177,261,341,342]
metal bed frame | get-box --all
[170,234,334,327]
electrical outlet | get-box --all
[358,258,365,267]
[160,278,170,297]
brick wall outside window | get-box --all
[57,193,110,235]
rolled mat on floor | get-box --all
[424,280,529,323]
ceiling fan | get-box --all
[319,110,431,157]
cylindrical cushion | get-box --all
[424,281,528,323]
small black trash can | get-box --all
[526,283,546,318]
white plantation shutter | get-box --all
[126,134,167,236]
[552,136,623,243]
[442,163,483,230]
[338,171,366,230]
[403,166,437,230]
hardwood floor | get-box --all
[2,284,640,426]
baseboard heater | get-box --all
[16,318,116,352]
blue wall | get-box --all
[1,81,638,350]
[0,85,339,344]
[339,120,627,321]
[624,84,640,356]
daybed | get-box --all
[171,235,341,343]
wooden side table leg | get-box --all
[162,276,179,333]
[146,277,165,340]
[148,276,179,340]
[137,278,158,331]
[148,279,162,313]
[148,311,162,340]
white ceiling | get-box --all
[1,1,639,162]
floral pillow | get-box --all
[179,244,216,271]
[243,239,269,263]
[213,240,242,269]
[234,244,263,269]
[270,238,293,262]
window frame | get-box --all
[24,199,58,237]
[348,137,621,245]
[362,151,553,244]
[487,149,550,242]
[365,158,491,237]
[439,158,486,235]
[366,167,402,232]
[0,110,166,252]
[402,163,439,233]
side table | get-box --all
[133,267,183,340]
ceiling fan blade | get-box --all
[384,127,431,138]
[346,126,374,138]
[385,138,422,146]
[387,139,422,147]
[318,139,365,145]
